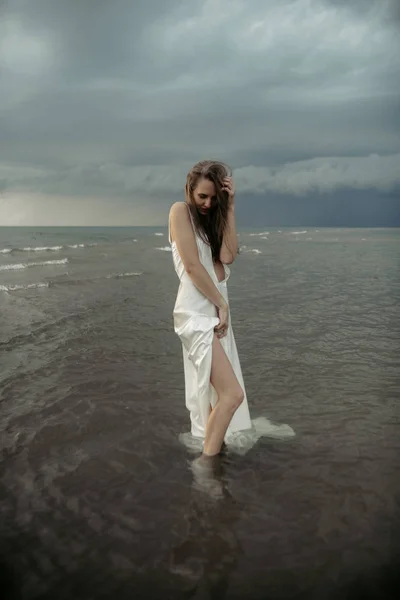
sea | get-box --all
[0,226,399,600]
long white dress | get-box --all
[169,204,295,454]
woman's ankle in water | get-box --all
[201,442,226,459]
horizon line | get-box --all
[1,225,400,229]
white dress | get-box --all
[169,203,295,453]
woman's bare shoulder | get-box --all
[169,201,189,221]
[169,202,196,247]
[170,201,187,213]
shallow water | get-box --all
[1,226,400,599]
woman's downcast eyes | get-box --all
[199,194,217,201]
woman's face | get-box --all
[191,177,217,215]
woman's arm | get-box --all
[220,176,238,264]
[169,202,227,309]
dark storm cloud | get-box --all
[0,0,399,224]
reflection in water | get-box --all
[169,456,242,599]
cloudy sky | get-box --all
[0,0,399,226]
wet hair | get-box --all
[185,159,233,263]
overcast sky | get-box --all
[0,0,399,226]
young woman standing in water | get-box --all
[168,160,254,458]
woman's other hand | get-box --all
[215,301,229,338]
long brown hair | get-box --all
[185,160,233,262]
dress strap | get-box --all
[168,215,172,244]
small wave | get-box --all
[0,282,49,292]
[249,231,269,237]
[261,236,269,240]
[242,248,261,254]
[49,271,142,287]
[154,233,164,236]
[0,258,69,272]
[106,272,142,279]
[0,248,12,254]
[68,244,86,249]
[156,246,172,252]
[290,230,307,235]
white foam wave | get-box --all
[261,236,269,240]
[22,245,63,252]
[0,263,30,271]
[226,417,295,455]
[249,231,269,236]
[0,258,69,271]
[179,417,295,456]
[154,232,164,236]
[290,230,307,235]
[1,243,90,254]
[240,247,261,255]
[156,246,172,252]
[0,282,49,292]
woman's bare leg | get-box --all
[208,400,227,455]
[202,334,244,456]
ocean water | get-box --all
[0,226,399,599]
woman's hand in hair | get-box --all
[221,176,235,207]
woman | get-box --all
[169,160,253,458]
